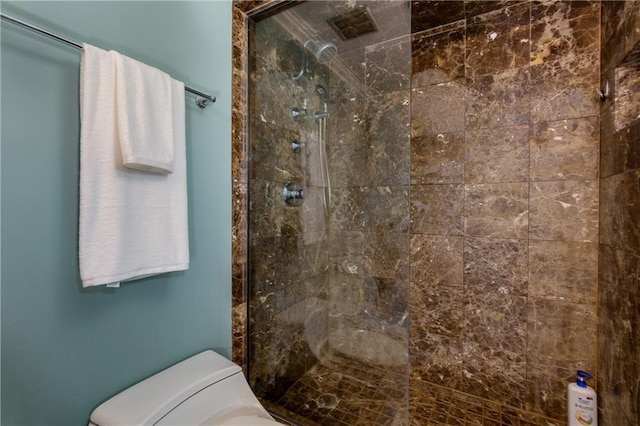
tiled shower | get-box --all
[232,1,640,425]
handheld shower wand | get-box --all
[314,84,329,121]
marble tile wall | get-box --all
[598,3,640,425]
[244,15,333,400]
[409,0,601,421]
[326,32,411,378]
[234,1,637,425]
[232,4,248,370]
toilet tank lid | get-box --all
[89,350,241,426]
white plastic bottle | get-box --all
[568,370,598,426]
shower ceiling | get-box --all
[272,0,411,85]
[328,7,379,41]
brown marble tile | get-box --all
[527,298,597,367]
[597,313,640,426]
[529,240,597,304]
[232,1,248,375]
[364,229,410,280]
[233,0,278,14]
[530,53,599,123]
[300,231,330,278]
[411,0,465,34]
[250,122,302,183]
[411,279,466,339]
[250,235,298,294]
[614,62,640,133]
[250,180,301,239]
[530,117,599,181]
[327,316,408,372]
[411,81,466,136]
[329,230,364,259]
[333,47,367,88]
[410,132,465,185]
[329,270,365,318]
[249,322,314,399]
[410,234,464,289]
[232,221,247,303]
[466,67,530,131]
[330,187,366,232]
[600,105,626,179]
[410,184,464,235]
[251,71,323,135]
[412,24,465,88]
[530,1,600,66]
[601,1,640,72]
[232,7,247,48]
[605,107,640,176]
[298,187,329,234]
[251,24,329,135]
[526,362,595,420]
[410,326,464,388]
[232,109,247,180]
[463,237,528,297]
[366,91,411,186]
[253,183,324,239]
[465,2,530,77]
[277,355,408,426]
[464,125,529,183]
[463,1,524,19]
[597,245,640,426]
[364,275,408,325]
[598,9,640,416]
[305,272,328,307]
[598,246,640,336]
[240,0,620,423]
[365,36,411,94]
[232,46,247,115]
[529,180,599,242]
[363,186,411,234]
[464,183,529,239]
[327,142,371,189]
[462,292,527,408]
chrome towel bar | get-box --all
[1,12,217,109]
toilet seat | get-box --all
[89,351,283,425]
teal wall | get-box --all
[1,1,232,424]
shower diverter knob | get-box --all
[282,182,305,207]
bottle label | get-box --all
[575,409,594,425]
[574,398,594,426]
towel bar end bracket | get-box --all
[196,96,210,109]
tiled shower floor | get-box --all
[266,355,563,426]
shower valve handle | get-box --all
[291,107,308,122]
[291,139,305,153]
[283,182,305,207]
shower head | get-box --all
[316,84,327,99]
[316,84,328,113]
[292,39,338,81]
[313,41,338,64]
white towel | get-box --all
[79,44,189,288]
[113,51,176,174]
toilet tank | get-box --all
[89,350,243,425]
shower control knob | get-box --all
[291,139,305,153]
[282,182,305,207]
[291,107,308,122]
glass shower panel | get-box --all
[248,2,411,424]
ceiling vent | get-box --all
[327,7,378,41]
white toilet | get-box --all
[88,350,283,425]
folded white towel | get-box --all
[113,51,176,174]
[79,44,189,288]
